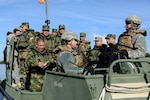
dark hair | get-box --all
[36,38,44,43]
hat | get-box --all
[59,24,65,30]
[94,36,102,41]
[80,32,86,37]
[105,34,116,39]
[52,28,57,32]
[14,26,22,31]
[42,25,49,31]
[21,22,29,27]
[61,30,78,41]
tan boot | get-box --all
[12,83,17,87]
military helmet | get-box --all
[61,30,78,41]
[14,26,22,32]
[42,25,49,31]
[125,15,142,29]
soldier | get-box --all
[88,36,107,68]
[117,15,147,58]
[11,26,22,87]
[17,22,36,89]
[53,30,94,75]
[78,32,91,58]
[26,38,54,92]
[55,24,66,46]
[39,25,57,53]
[51,28,57,36]
[104,34,117,68]
[5,31,14,83]
[58,24,65,36]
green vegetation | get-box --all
[146,53,150,57]
[0,60,4,64]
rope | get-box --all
[98,87,105,100]
[105,83,150,94]
[98,83,150,100]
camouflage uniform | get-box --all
[5,32,15,82]
[16,22,36,88]
[39,25,57,53]
[78,32,91,58]
[26,45,53,92]
[88,36,107,68]
[51,28,58,36]
[117,15,147,58]
[55,24,66,46]
[53,31,85,74]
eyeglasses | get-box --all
[125,21,131,24]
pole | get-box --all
[45,0,50,25]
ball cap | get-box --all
[94,36,102,41]
[105,34,116,39]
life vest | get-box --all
[53,45,84,67]
[118,30,146,50]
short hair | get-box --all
[36,38,45,43]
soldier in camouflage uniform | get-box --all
[88,36,107,68]
[17,22,36,89]
[53,30,94,75]
[55,24,66,46]
[11,26,22,87]
[26,38,54,92]
[51,28,57,36]
[78,32,91,58]
[39,25,56,53]
[117,15,147,58]
[5,29,21,85]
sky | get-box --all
[0,0,150,60]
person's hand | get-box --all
[83,66,94,75]
[118,50,128,58]
[38,62,44,68]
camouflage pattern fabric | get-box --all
[26,46,53,91]
[16,29,36,88]
[117,30,147,58]
[29,73,44,92]
[39,33,59,53]
[53,45,84,69]
[88,44,107,68]
[78,41,91,58]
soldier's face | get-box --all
[71,39,78,48]
[95,40,102,46]
[106,38,115,45]
[125,23,131,29]
[36,41,45,51]
[42,30,49,36]
[80,36,85,41]
[22,25,29,32]
[52,32,57,36]
[59,29,65,34]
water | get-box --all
[0,64,8,100]
[0,64,5,80]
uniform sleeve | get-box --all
[127,34,147,58]
[6,34,15,62]
[26,50,38,67]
